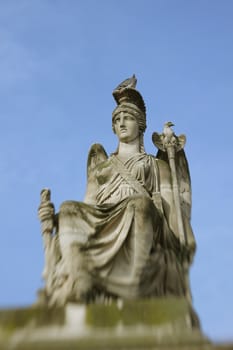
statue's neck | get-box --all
[117,138,140,162]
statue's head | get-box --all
[112,77,147,145]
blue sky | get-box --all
[0,0,233,343]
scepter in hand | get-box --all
[38,188,55,281]
[152,122,187,245]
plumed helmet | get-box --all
[112,75,147,134]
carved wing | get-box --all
[84,143,108,204]
[152,132,165,151]
[176,134,186,152]
[175,150,192,220]
[156,149,192,220]
[172,149,195,252]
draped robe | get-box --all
[58,152,189,299]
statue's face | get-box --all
[113,111,139,143]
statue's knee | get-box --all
[59,200,81,216]
[58,203,88,252]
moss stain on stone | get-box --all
[85,298,188,328]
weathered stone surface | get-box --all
[30,76,232,349]
[37,76,196,307]
[0,298,213,350]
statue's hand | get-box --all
[38,203,54,222]
[38,188,55,234]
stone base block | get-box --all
[0,298,223,349]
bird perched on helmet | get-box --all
[114,74,137,91]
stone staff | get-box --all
[38,188,55,281]
[152,122,187,245]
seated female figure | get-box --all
[39,84,195,305]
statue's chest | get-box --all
[130,160,150,182]
[96,158,150,186]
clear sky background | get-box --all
[0,0,233,343]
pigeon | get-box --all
[114,74,137,91]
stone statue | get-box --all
[38,76,196,306]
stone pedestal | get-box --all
[0,298,220,349]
